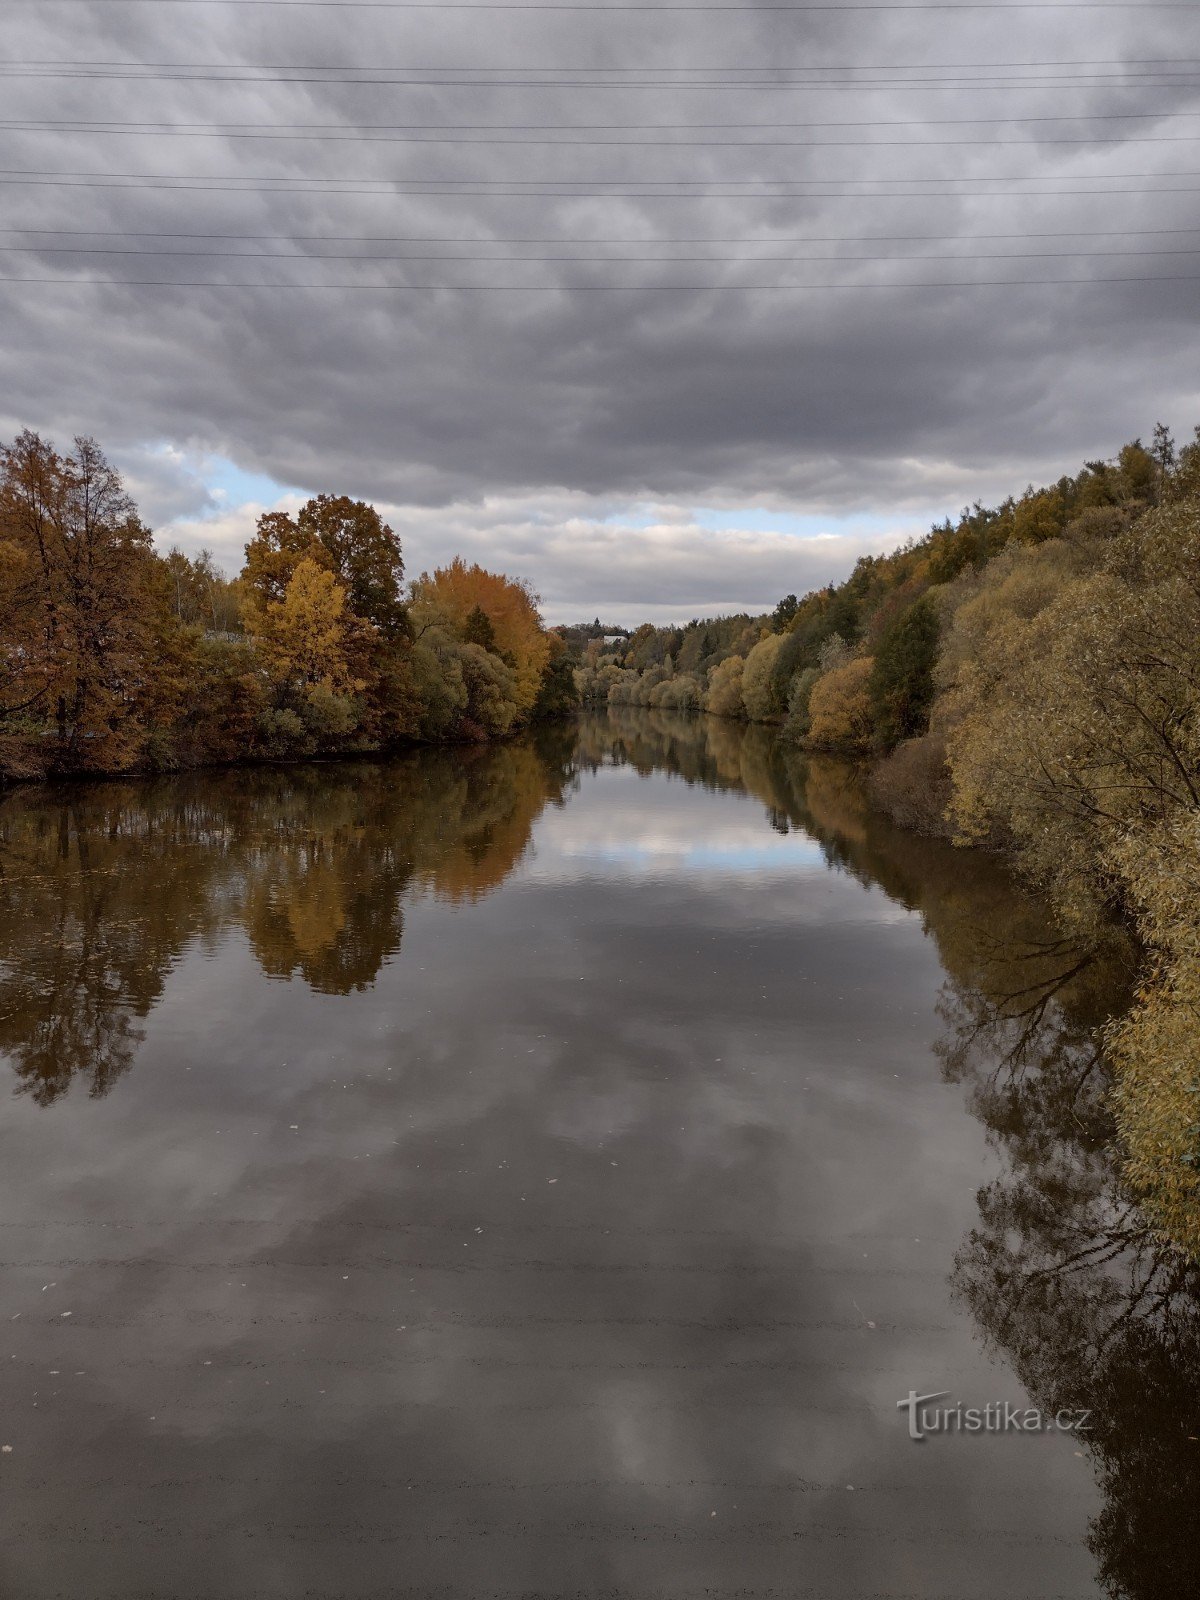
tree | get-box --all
[1151,422,1177,502]
[806,657,875,751]
[242,509,322,610]
[163,547,242,633]
[741,632,787,722]
[410,559,551,720]
[245,557,360,694]
[296,495,408,640]
[0,431,165,772]
[868,595,940,749]
[531,632,581,721]
[462,603,499,653]
[771,593,799,630]
[243,495,408,639]
[705,654,745,720]
[1011,487,1069,546]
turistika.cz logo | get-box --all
[897,1390,1092,1442]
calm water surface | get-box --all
[1,711,1196,1599]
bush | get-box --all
[806,658,875,752]
[704,655,746,719]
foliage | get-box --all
[0,431,574,781]
[867,730,952,835]
[806,657,875,752]
[868,595,941,749]
[781,666,821,744]
[0,431,167,774]
[740,632,788,722]
[410,557,551,719]
[704,654,746,720]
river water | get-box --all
[0,709,1195,1599]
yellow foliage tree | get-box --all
[245,557,363,696]
[741,632,787,722]
[704,654,745,719]
[806,657,875,752]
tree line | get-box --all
[0,431,579,781]
[586,425,1200,1260]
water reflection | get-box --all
[0,737,573,1103]
[597,709,1200,1600]
[0,708,1195,1599]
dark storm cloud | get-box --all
[1,0,1198,547]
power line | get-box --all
[9,165,1200,182]
[5,224,1200,240]
[2,271,1198,291]
[5,68,1200,87]
[6,242,1200,260]
[9,176,1200,197]
[7,56,1198,68]
[7,70,1200,94]
[4,114,1200,129]
[16,1,1200,11]
[7,123,1200,146]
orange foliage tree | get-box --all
[410,557,551,718]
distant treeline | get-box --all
[0,431,579,782]
[585,422,1200,1258]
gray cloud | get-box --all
[1,0,1197,607]
[159,487,915,624]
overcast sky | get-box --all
[2,0,1198,621]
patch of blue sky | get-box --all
[201,456,297,507]
[691,507,946,540]
[601,503,662,529]
[572,839,826,872]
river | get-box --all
[0,709,1195,1599]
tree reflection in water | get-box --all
[1,708,1196,1597]
[593,707,1200,1600]
[0,732,573,1104]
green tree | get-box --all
[868,596,940,749]
[771,593,799,630]
[741,632,787,722]
[462,603,499,653]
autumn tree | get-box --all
[704,654,745,720]
[740,632,787,722]
[242,496,416,745]
[806,657,875,752]
[0,431,167,773]
[410,558,551,721]
[295,495,408,641]
[163,547,242,633]
[243,557,367,752]
[242,497,408,633]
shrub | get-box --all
[705,655,746,719]
[806,658,875,752]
